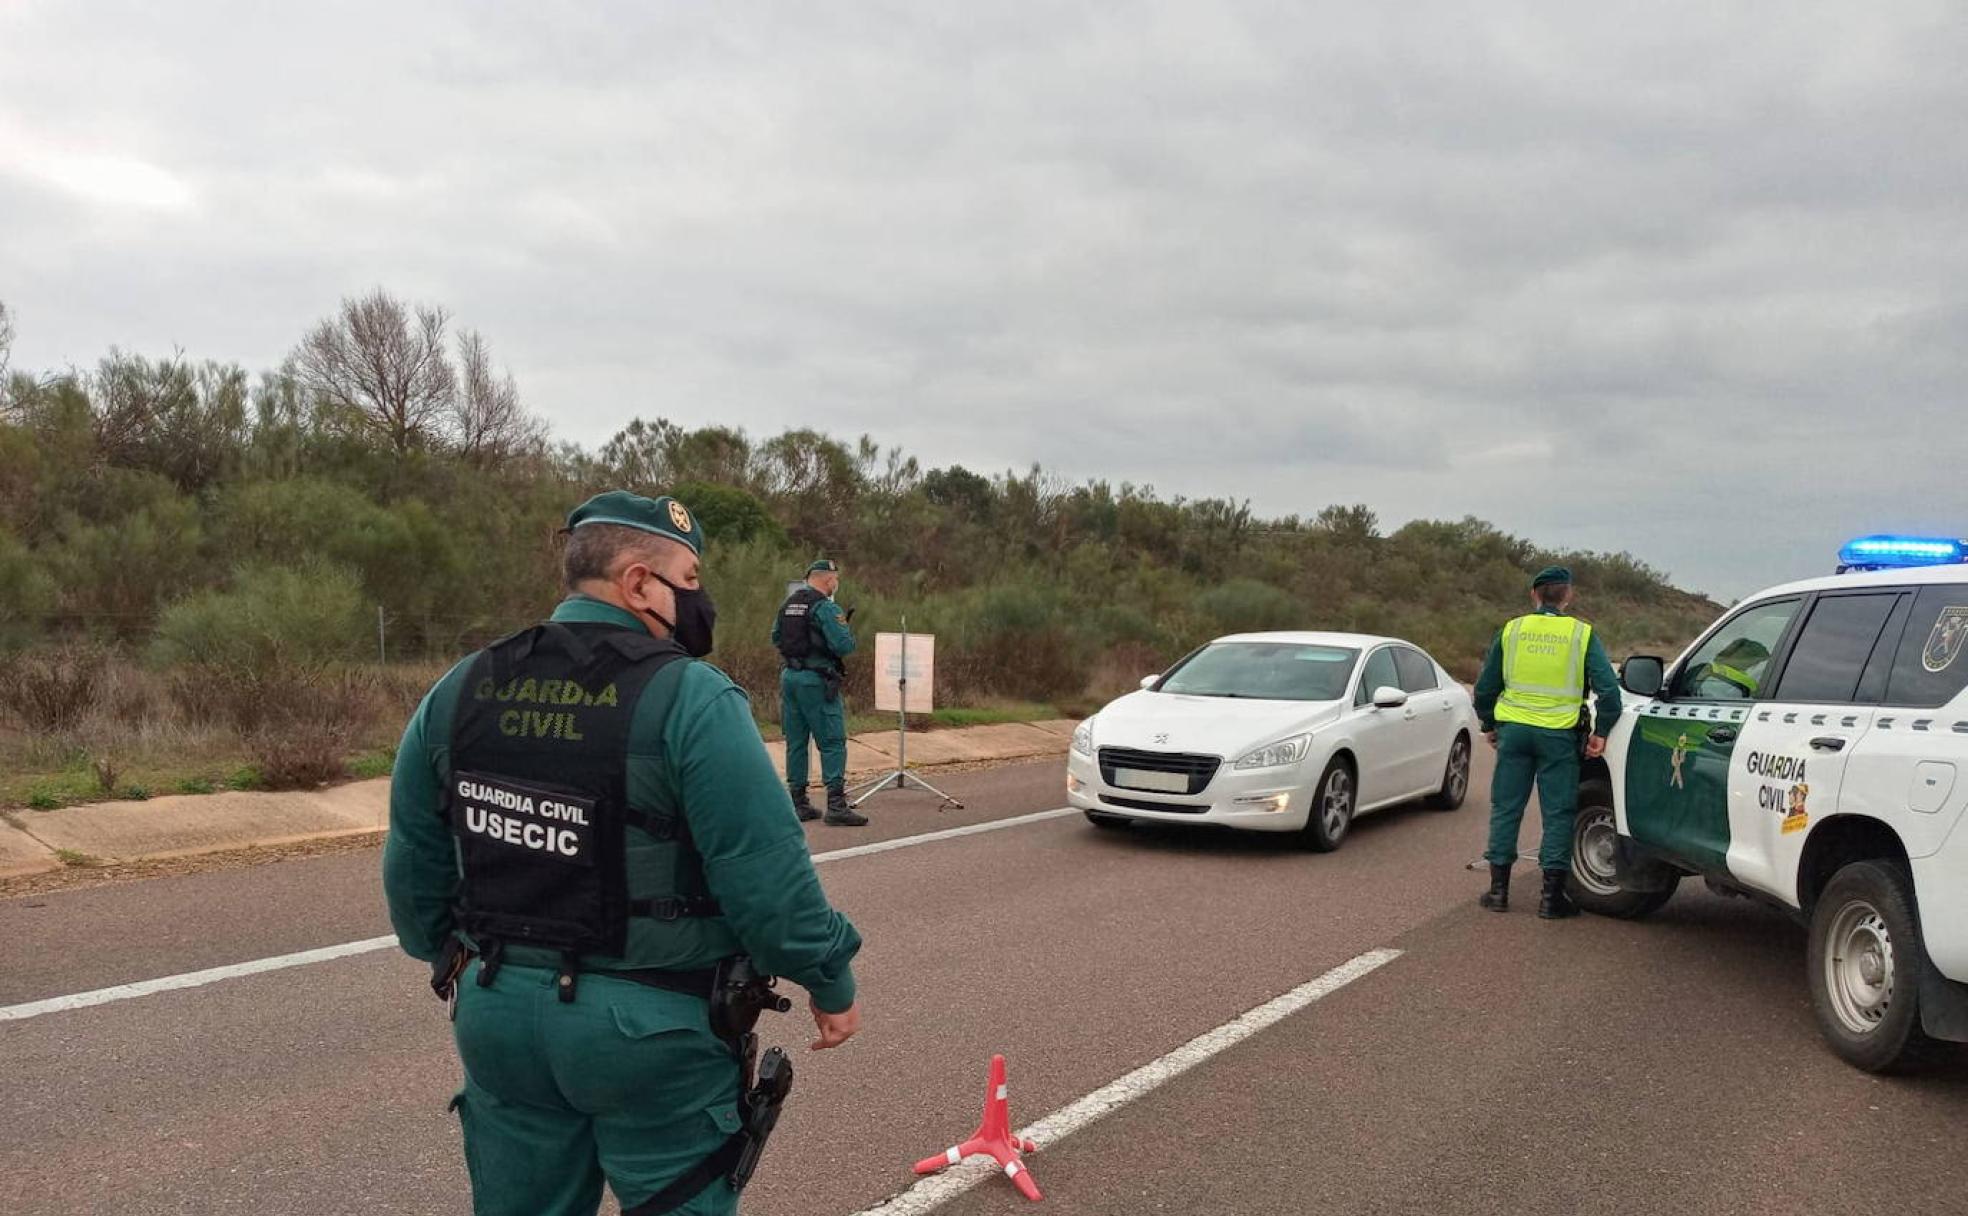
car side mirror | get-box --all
[1371,685,1408,710]
[1139,675,1159,691]
[1621,655,1665,697]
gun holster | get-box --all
[819,666,845,704]
[624,957,795,1215]
[429,936,471,1002]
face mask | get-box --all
[641,573,717,657]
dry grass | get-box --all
[0,650,419,809]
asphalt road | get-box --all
[3,755,1963,1216]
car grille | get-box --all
[1097,747,1222,796]
[1100,794,1209,814]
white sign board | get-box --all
[873,632,935,713]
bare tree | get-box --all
[0,301,14,383]
[295,289,456,454]
[453,329,544,466]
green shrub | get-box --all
[1196,578,1301,634]
[153,562,369,675]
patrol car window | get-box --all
[1883,587,1968,708]
[1158,642,1359,702]
[1670,598,1799,701]
[1355,647,1400,706]
[1772,593,1899,704]
[1393,647,1439,693]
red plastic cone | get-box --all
[912,1054,1043,1201]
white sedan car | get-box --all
[1066,631,1480,849]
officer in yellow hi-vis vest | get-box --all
[1471,565,1622,919]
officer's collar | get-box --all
[551,594,647,631]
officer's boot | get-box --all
[1478,863,1511,913]
[823,783,868,827]
[1538,869,1580,920]
[790,783,820,823]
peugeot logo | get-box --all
[1152,733,1170,745]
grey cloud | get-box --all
[3,0,1967,601]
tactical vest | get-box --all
[446,622,718,986]
[1496,613,1591,730]
[775,586,838,670]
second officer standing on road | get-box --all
[1471,565,1623,920]
[383,491,863,1216]
[773,559,865,827]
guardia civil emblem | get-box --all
[668,500,693,533]
[1922,606,1968,673]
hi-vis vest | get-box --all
[1496,613,1591,730]
[446,622,718,971]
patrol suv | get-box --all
[1570,537,1968,1071]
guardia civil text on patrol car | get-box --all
[1568,536,1968,1072]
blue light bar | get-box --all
[1838,535,1968,569]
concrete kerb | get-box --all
[1,720,1079,875]
[0,820,58,879]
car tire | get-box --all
[1807,860,1935,1073]
[1426,732,1471,811]
[1084,811,1131,831]
[1298,758,1355,852]
[1566,779,1678,919]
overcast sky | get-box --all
[4,1,1965,600]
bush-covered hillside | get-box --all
[0,292,1720,802]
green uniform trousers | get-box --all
[780,669,846,789]
[1485,722,1581,873]
[449,962,742,1216]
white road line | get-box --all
[849,947,1405,1216]
[0,806,1080,1023]
[0,935,399,1022]
[811,807,1076,865]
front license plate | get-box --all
[1114,768,1190,794]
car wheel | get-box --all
[1084,810,1131,831]
[1566,780,1677,919]
[1808,860,1935,1073]
[1426,733,1471,810]
[1298,758,1355,852]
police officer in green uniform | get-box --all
[383,491,864,1216]
[1471,565,1623,919]
[772,559,864,827]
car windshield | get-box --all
[1157,642,1359,702]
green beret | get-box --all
[807,558,840,575]
[1532,565,1573,589]
[565,490,703,555]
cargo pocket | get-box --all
[448,1090,488,1194]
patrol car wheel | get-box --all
[1565,782,1677,919]
[1808,861,1934,1073]
[1426,733,1471,810]
[1084,810,1132,831]
[1298,758,1354,852]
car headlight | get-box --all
[1072,719,1095,756]
[1232,733,1312,770]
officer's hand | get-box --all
[1584,735,1607,759]
[810,999,860,1051]
[1484,731,1498,749]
